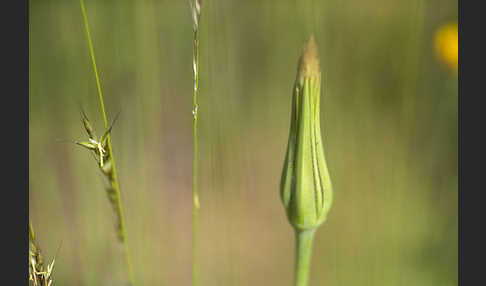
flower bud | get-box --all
[280,36,333,231]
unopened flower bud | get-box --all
[280,36,333,231]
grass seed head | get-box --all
[74,112,124,241]
[29,223,55,286]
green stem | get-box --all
[294,229,316,286]
[79,1,135,285]
[192,20,201,286]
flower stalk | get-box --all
[294,229,316,286]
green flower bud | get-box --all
[280,36,333,231]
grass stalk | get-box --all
[79,1,135,285]
[191,1,202,285]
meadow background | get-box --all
[29,0,458,285]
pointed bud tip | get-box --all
[297,35,320,81]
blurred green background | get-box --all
[29,0,457,285]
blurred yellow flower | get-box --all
[434,22,458,71]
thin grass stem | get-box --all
[191,1,202,285]
[79,1,135,285]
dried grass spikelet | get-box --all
[75,111,124,241]
[29,222,55,286]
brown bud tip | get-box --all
[297,35,320,81]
